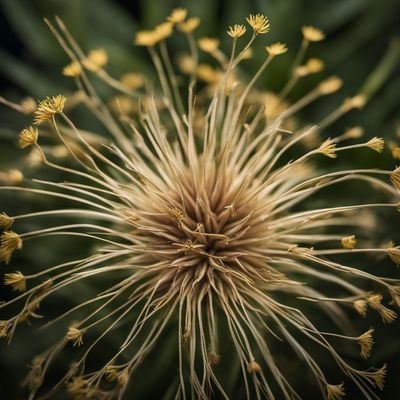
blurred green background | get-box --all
[0,0,400,399]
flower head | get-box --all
[34,95,66,124]
[63,60,82,77]
[302,25,325,41]
[167,7,187,24]
[18,126,38,149]
[0,231,22,264]
[227,24,247,38]
[1,9,400,400]
[266,42,288,56]
[179,17,200,33]
[246,14,270,34]
[82,48,108,71]
[4,271,26,292]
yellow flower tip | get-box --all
[104,365,118,382]
[120,73,145,89]
[20,97,37,115]
[4,271,26,292]
[178,54,196,74]
[327,383,345,400]
[227,24,247,38]
[390,166,400,191]
[373,364,387,390]
[353,299,368,317]
[318,76,343,95]
[18,126,38,149]
[341,235,356,249]
[343,126,364,140]
[302,25,325,42]
[179,17,200,33]
[247,360,261,374]
[135,30,158,47]
[366,137,385,153]
[266,42,288,56]
[358,327,374,359]
[66,326,85,347]
[306,57,324,73]
[62,61,82,77]
[198,37,220,53]
[342,94,367,111]
[207,350,221,365]
[319,138,337,158]
[0,212,14,230]
[367,293,397,324]
[387,244,400,266]
[34,95,67,125]
[246,14,270,35]
[1,169,24,185]
[166,207,184,223]
[167,7,188,24]
[0,320,12,338]
[82,48,108,72]
[390,144,400,160]
[0,231,23,264]
[154,21,173,41]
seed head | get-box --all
[34,95,66,125]
[319,138,337,158]
[4,271,26,292]
[302,25,325,42]
[266,42,288,56]
[63,61,82,77]
[341,235,356,249]
[179,17,200,33]
[358,327,374,359]
[66,326,85,347]
[327,383,345,400]
[198,37,220,53]
[0,212,14,230]
[318,76,343,94]
[0,231,22,264]
[227,24,247,38]
[18,126,38,149]
[246,14,270,34]
[82,48,108,71]
[167,7,187,24]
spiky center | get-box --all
[132,162,272,291]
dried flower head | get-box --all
[66,326,85,347]
[62,60,82,77]
[227,24,247,38]
[246,14,270,34]
[266,42,288,56]
[0,212,14,230]
[358,327,374,359]
[1,8,400,400]
[167,7,187,24]
[0,231,22,264]
[198,37,220,53]
[4,271,26,292]
[34,95,66,124]
[82,48,108,71]
[302,25,325,42]
[341,235,357,249]
[18,126,38,149]
[179,17,200,33]
[319,138,337,158]
[366,137,385,153]
[318,76,343,94]
[327,383,345,400]
[135,30,162,47]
